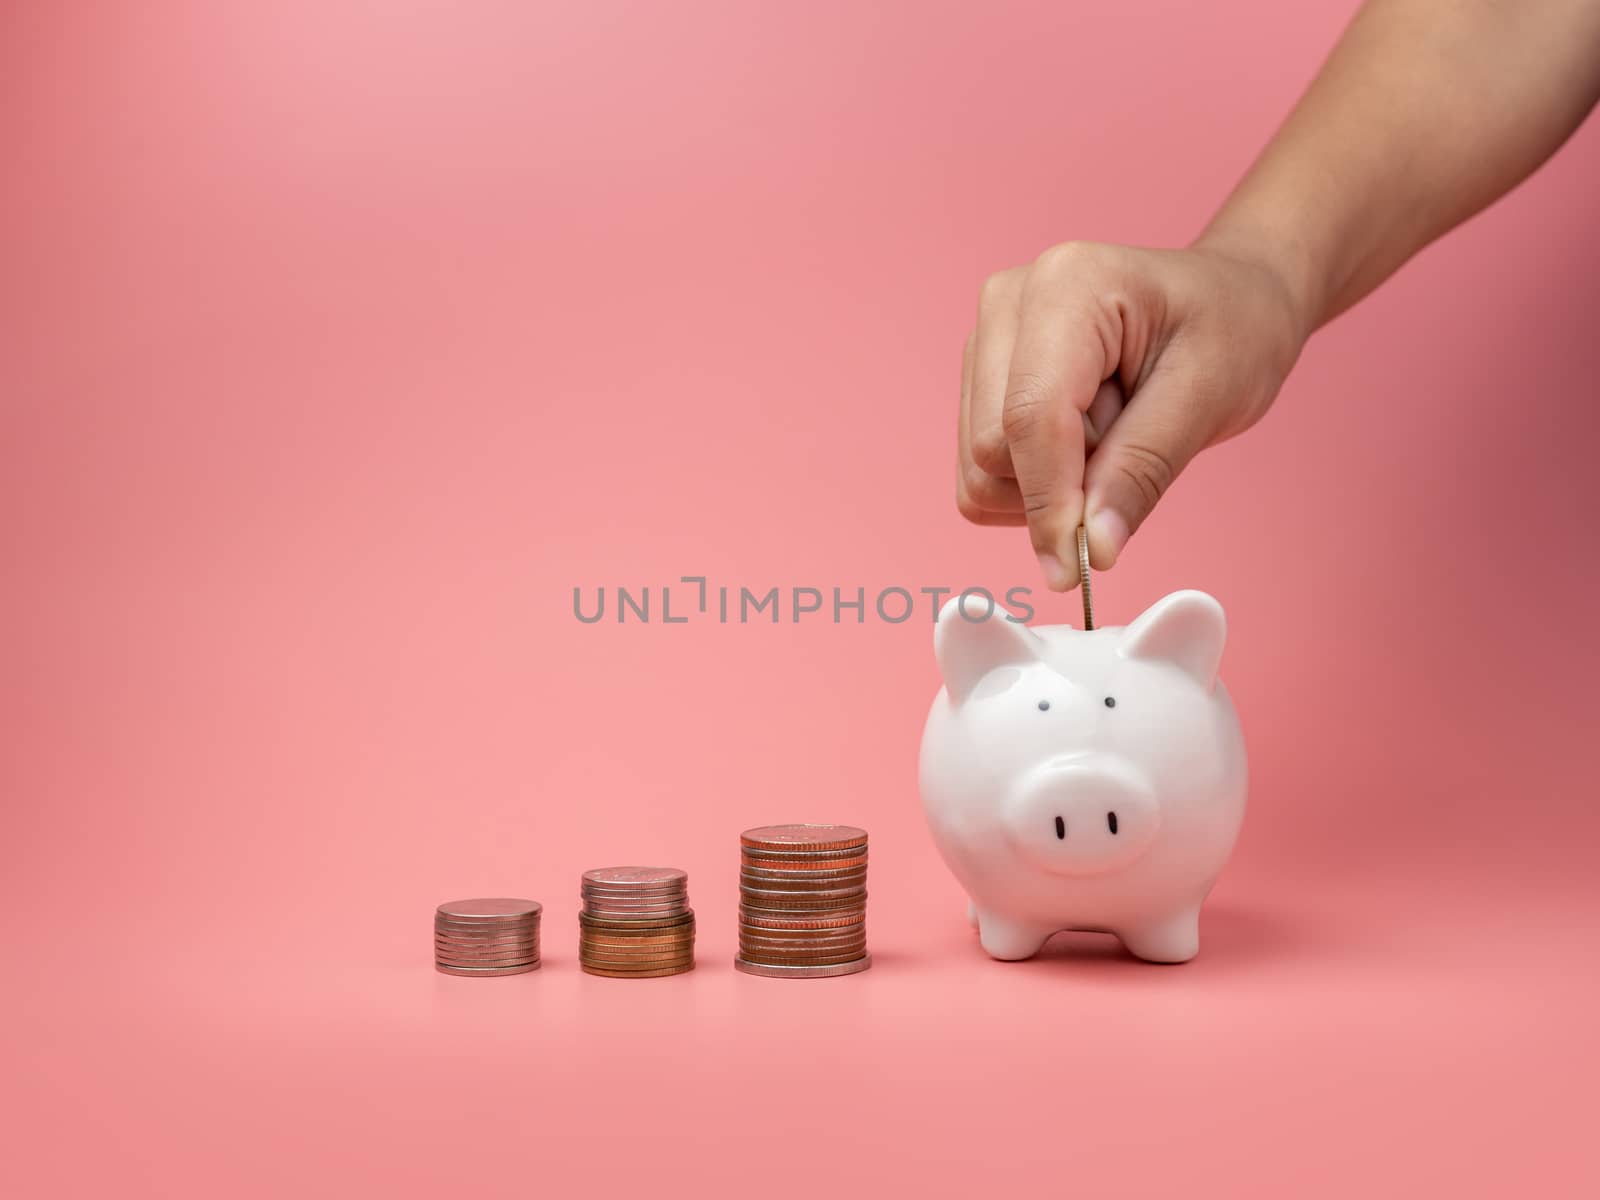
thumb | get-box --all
[1082,364,1214,568]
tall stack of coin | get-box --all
[578,867,695,978]
[434,898,542,976]
[736,825,871,978]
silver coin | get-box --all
[740,870,867,888]
[739,885,867,902]
[435,934,540,953]
[436,962,541,977]
[581,866,687,887]
[434,946,541,961]
[580,882,688,895]
[739,928,867,946]
[733,955,872,979]
[435,899,542,920]
[732,947,864,966]
[434,920,541,935]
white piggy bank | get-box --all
[918,591,1246,963]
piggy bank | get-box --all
[918,590,1246,963]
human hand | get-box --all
[957,239,1308,589]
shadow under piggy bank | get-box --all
[1019,904,1305,975]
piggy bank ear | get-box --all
[934,596,1044,704]
[1118,590,1227,689]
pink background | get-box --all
[5,1,1598,1194]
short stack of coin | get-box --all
[434,898,542,976]
[578,867,696,978]
[736,824,871,978]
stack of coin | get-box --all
[578,867,695,978]
[735,824,871,978]
[434,898,542,976]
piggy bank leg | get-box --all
[975,910,1051,961]
[1118,907,1201,963]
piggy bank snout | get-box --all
[1005,760,1161,877]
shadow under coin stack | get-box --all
[736,824,871,978]
[578,867,696,978]
[434,898,542,976]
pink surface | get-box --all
[4,1,1598,1194]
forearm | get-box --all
[1199,0,1600,337]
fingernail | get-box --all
[1088,508,1130,567]
[1036,552,1070,591]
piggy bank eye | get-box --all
[1037,700,1050,712]
[1104,696,1116,708]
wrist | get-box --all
[1191,216,1326,350]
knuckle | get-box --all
[970,425,1008,473]
[1033,239,1096,279]
[1115,443,1178,510]
[1001,376,1054,441]
[956,488,987,523]
[961,463,1006,507]
[977,268,1020,311]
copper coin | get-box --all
[579,912,695,930]
[739,857,870,876]
[740,921,863,934]
[581,938,694,952]
[740,825,867,852]
[436,962,541,977]
[579,947,694,961]
[436,899,542,920]
[738,842,868,861]
[582,908,694,928]
[579,945,695,963]
[736,921,864,940]
[733,956,871,979]
[436,956,541,969]
[581,963,696,979]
